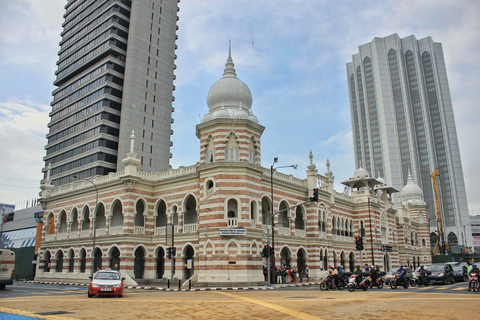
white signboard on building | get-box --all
[220,228,246,236]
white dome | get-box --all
[353,167,370,179]
[401,173,425,205]
[202,46,256,124]
[214,107,230,119]
[206,71,252,112]
[202,112,214,122]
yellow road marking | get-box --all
[436,287,448,290]
[216,291,324,320]
[452,287,467,291]
[0,307,78,320]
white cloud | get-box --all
[0,99,49,204]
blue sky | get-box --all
[0,0,479,214]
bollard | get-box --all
[167,279,170,289]
[189,279,191,290]
[178,279,181,290]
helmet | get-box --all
[473,263,476,267]
[331,265,335,269]
[371,266,374,269]
[400,265,403,268]
[420,265,424,268]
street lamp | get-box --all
[367,195,375,266]
[268,157,297,285]
[72,175,98,276]
[463,223,471,249]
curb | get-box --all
[23,280,320,292]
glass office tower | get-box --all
[346,34,471,247]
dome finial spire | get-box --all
[223,39,237,78]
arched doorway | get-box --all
[68,249,74,273]
[183,245,195,280]
[110,247,120,271]
[383,253,391,272]
[80,249,86,273]
[157,247,165,279]
[297,248,306,272]
[157,248,165,279]
[280,247,291,268]
[93,248,102,272]
[340,251,346,269]
[134,247,145,279]
[55,251,64,273]
[349,252,355,272]
[447,232,458,246]
[44,251,51,272]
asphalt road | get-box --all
[0,281,479,320]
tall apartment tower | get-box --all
[346,34,471,247]
[42,0,179,186]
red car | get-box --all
[88,269,125,298]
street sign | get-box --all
[381,244,393,252]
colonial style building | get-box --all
[36,51,431,286]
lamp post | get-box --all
[269,157,297,285]
[367,195,375,266]
[72,175,98,276]
[463,223,471,249]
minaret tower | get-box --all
[196,44,264,165]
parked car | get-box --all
[88,268,125,298]
[448,262,468,282]
[427,263,455,284]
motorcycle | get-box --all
[411,271,430,287]
[370,274,384,289]
[320,273,350,291]
[390,272,409,289]
[469,274,479,292]
[347,274,359,292]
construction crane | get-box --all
[430,168,449,255]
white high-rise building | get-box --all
[346,34,471,248]
[42,0,179,186]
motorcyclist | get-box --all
[354,265,363,287]
[468,263,479,291]
[331,265,338,289]
[369,265,378,286]
[397,265,407,286]
[418,265,427,284]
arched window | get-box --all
[295,206,305,230]
[227,199,238,227]
[225,132,240,162]
[205,135,215,163]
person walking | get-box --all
[305,264,309,282]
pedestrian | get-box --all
[305,264,309,282]
[287,267,292,283]
[276,267,282,284]
[263,266,268,281]
[282,267,287,284]
[292,267,297,283]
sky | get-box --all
[0,0,479,215]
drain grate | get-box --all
[37,311,73,315]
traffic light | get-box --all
[269,245,274,257]
[172,247,176,257]
[310,188,318,202]
[166,247,172,259]
[355,236,364,250]
[261,245,269,257]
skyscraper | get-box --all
[42,0,179,186]
[346,34,471,247]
